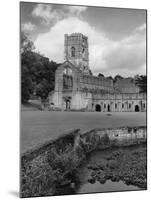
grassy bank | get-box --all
[21,129,85,198]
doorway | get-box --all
[95,104,101,112]
[66,100,70,110]
[135,105,139,112]
[107,104,110,112]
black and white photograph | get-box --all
[20,2,147,198]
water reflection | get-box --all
[55,145,145,195]
[77,180,140,194]
[76,145,145,194]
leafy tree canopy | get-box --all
[135,75,147,93]
[21,32,59,103]
[98,73,104,77]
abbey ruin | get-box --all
[49,33,146,112]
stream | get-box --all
[76,145,145,194]
[55,145,146,196]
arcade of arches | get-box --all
[94,102,143,112]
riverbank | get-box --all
[20,126,147,197]
[21,111,146,153]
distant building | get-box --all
[49,33,146,112]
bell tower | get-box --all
[64,33,90,74]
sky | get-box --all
[20,2,146,77]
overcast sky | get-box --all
[21,2,146,77]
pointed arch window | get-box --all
[63,67,73,90]
[71,46,76,57]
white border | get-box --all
[0,0,150,199]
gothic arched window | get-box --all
[71,46,76,57]
[63,67,72,76]
[63,67,73,90]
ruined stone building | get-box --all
[49,33,146,112]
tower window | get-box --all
[71,47,76,57]
[122,103,124,108]
[115,104,117,109]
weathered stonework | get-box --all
[64,33,89,74]
[49,33,146,112]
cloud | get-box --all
[64,5,87,16]
[102,23,146,76]
[32,4,60,24]
[134,23,146,32]
[34,17,146,77]
[21,22,36,32]
[32,4,87,25]
[34,17,109,65]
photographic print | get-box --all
[20,2,147,198]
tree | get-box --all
[98,73,104,77]
[21,32,35,103]
[21,32,59,104]
[35,79,51,100]
[21,65,33,103]
[21,32,34,54]
[135,75,147,93]
[114,75,123,83]
[106,76,113,80]
[89,69,93,76]
[35,79,51,110]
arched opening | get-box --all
[135,105,139,112]
[66,100,70,110]
[63,67,73,90]
[71,47,76,57]
[95,104,101,112]
[63,96,71,110]
[107,104,110,112]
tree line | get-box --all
[21,32,60,104]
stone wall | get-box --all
[64,33,89,74]
[90,93,146,112]
[80,126,146,150]
[22,126,146,163]
[79,74,114,93]
[49,61,146,111]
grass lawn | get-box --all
[21,111,146,153]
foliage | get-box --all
[89,69,93,75]
[106,76,113,80]
[114,74,123,82]
[21,32,35,103]
[21,32,59,103]
[21,65,33,103]
[98,73,104,77]
[135,75,147,93]
[35,79,52,100]
[21,143,80,197]
[21,32,35,53]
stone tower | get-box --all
[64,33,89,74]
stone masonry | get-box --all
[49,33,146,112]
